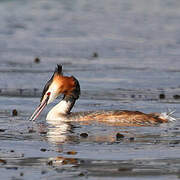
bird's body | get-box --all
[30,65,175,126]
[70,110,169,126]
[47,110,170,126]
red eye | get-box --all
[47,92,51,96]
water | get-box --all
[1,0,180,179]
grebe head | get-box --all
[29,64,80,121]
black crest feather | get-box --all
[55,64,63,75]
[40,64,63,102]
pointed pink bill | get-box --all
[29,93,50,121]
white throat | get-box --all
[46,99,74,121]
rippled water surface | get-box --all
[1,0,180,179]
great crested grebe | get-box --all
[29,65,176,126]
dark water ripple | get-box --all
[1,87,180,103]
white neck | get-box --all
[46,98,75,121]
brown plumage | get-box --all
[68,110,168,126]
[54,75,76,95]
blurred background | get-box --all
[1,0,180,91]
[1,1,180,179]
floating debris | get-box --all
[0,159,6,164]
[169,140,180,145]
[80,133,88,138]
[12,109,18,116]
[40,148,47,152]
[66,151,77,155]
[159,93,165,99]
[118,167,132,171]
[131,94,135,98]
[0,129,6,132]
[34,57,40,63]
[62,158,77,165]
[20,172,24,176]
[39,131,47,135]
[10,150,14,153]
[92,52,98,58]
[41,170,47,175]
[79,172,85,176]
[6,167,18,170]
[129,137,135,141]
[173,94,180,100]
[116,133,124,140]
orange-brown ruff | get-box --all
[30,65,175,126]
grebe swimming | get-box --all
[29,65,176,126]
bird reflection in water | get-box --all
[47,120,76,144]
[43,119,130,146]
[36,119,77,153]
